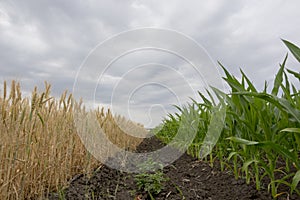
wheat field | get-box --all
[0,80,146,199]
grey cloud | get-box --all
[1,0,300,127]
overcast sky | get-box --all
[1,0,300,127]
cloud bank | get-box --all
[1,0,300,127]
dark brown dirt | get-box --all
[47,137,299,200]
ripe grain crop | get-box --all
[0,81,145,199]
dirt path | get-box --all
[48,137,298,200]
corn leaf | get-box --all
[227,151,239,161]
[240,69,257,92]
[280,128,300,134]
[199,103,226,158]
[282,39,300,63]
[291,170,300,193]
[287,68,300,82]
[242,159,258,172]
[271,54,287,96]
[259,141,298,166]
[226,137,259,145]
[233,92,300,123]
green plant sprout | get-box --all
[134,159,169,200]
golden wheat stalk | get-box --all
[0,81,145,199]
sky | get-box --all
[1,0,300,128]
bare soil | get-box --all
[47,137,299,200]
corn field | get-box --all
[155,39,300,198]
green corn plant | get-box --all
[155,39,300,198]
[224,40,300,197]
